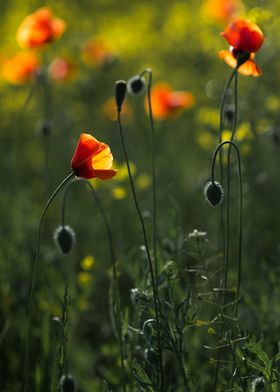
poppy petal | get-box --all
[219,50,261,76]
[221,18,264,53]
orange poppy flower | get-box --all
[220,19,264,76]
[147,83,195,120]
[16,7,66,49]
[48,57,76,82]
[202,0,244,24]
[81,38,116,66]
[219,50,261,76]
[71,133,117,180]
[2,52,40,84]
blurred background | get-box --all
[1,0,280,390]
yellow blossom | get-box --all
[81,255,95,270]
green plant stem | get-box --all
[117,110,165,392]
[140,68,158,278]
[210,140,243,390]
[218,68,237,273]
[24,172,75,392]
[213,68,238,391]
[60,178,126,392]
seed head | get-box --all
[204,181,223,206]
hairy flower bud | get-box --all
[60,374,76,392]
[127,75,146,95]
[115,80,127,112]
[204,181,223,206]
[54,225,75,255]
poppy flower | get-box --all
[71,133,117,180]
[219,19,264,76]
[2,52,40,84]
[16,7,66,49]
[81,38,116,67]
[202,0,244,24]
[48,57,76,82]
[147,82,195,120]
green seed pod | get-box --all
[127,75,146,95]
[204,181,223,206]
[115,80,127,112]
[60,374,76,392]
[144,347,158,365]
[54,225,75,255]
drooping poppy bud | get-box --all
[59,374,76,392]
[204,181,224,206]
[54,225,75,255]
[144,347,158,365]
[127,75,146,95]
[115,80,127,112]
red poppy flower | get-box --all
[147,83,195,120]
[81,38,116,67]
[202,0,244,24]
[220,18,264,76]
[48,57,76,82]
[2,52,40,84]
[16,7,66,49]
[71,133,117,180]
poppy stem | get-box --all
[60,178,127,392]
[24,171,75,392]
[211,140,243,390]
[214,67,238,391]
[140,67,158,278]
[117,110,165,392]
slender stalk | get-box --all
[140,68,158,278]
[213,68,238,391]
[117,111,165,391]
[60,178,126,392]
[24,172,75,392]
[211,140,243,390]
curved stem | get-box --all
[24,172,75,392]
[60,178,126,392]
[140,68,158,278]
[117,110,165,391]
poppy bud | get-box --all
[41,121,51,137]
[115,80,127,112]
[204,181,223,206]
[54,225,75,255]
[127,75,146,95]
[60,374,76,392]
[224,105,235,122]
[144,347,158,365]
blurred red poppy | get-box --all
[81,38,116,67]
[202,0,244,24]
[16,7,66,49]
[147,83,195,120]
[219,18,264,76]
[2,52,40,84]
[71,133,117,180]
[48,57,76,82]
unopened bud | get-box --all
[54,225,75,255]
[144,347,158,365]
[60,374,76,392]
[127,75,146,95]
[115,80,127,112]
[204,181,223,206]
